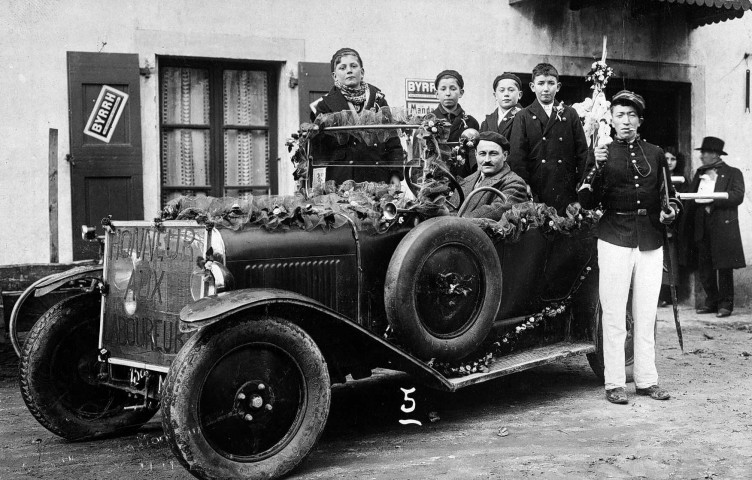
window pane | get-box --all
[223,70,268,126]
[224,129,269,194]
[161,129,211,187]
[161,67,210,124]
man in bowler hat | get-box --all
[686,137,746,317]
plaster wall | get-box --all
[1,0,692,265]
[690,16,752,306]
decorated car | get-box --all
[15,108,625,480]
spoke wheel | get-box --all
[19,293,156,440]
[162,317,330,480]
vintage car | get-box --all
[13,116,632,480]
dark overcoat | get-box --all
[459,163,529,220]
[507,100,588,214]
[683,162,746,269]
[310,84,404,184]
[480,105,522,141]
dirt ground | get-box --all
[0,305,750,480]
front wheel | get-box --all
[19,293,156,440]
[162,317,331,480]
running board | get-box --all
[447,341,595,391]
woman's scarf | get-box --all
[335,79,368,111]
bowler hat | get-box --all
[695,136,727,155]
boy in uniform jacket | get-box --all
[508,63,588,214]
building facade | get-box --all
[0,0,750,298]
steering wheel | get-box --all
[403,162,465,213]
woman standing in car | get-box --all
[310,47,404,185]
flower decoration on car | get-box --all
[428,262,595,377]
[285,123,319,192]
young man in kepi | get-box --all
[578,90,680,404]
[480,73,523,140]
[432,69,480,179]
[508,63,588,214]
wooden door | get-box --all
[298,62,331,123]
[67,52,143,260]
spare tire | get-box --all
[385,217,502,361]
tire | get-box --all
[161,317,331,480]
[384,216,502,361]
[19,293,157,440]
[586,302,637,382]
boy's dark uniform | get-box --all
[508,100,588,214]
[480,105,522,141]
[432,104,480,179]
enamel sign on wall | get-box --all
[405,78,438,116]
[83,85,129,143]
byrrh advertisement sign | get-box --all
[405,78,438,116]
[83,85,129,143]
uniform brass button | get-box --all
[542,136,547,141]
[541,159,546,163]
[635,184,640,188]
[637,200,641,204]
[558,159,562,164]
[632,160,637,164]
[630,152,636,156]
[532,115,537,119]
[634,176,638,180]
[629,145,634,149]
[559,137,563,141]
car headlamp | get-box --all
[190,260,234,301]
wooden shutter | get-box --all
[67,52,143,260]
[298,62,332,122]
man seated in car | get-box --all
[459,131,529,220]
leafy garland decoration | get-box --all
[426,262,595,378]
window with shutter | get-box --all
[159,58,277,205]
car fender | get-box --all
[9,264,103,357]
[34,264,103,297]
[180,288,454,391]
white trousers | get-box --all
[598,239,663,390]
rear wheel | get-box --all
[19,293,156,440]
[586,302,638,382]
[162,317,330,480]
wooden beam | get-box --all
[48,128,59,263]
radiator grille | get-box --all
[245,259,340,309]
